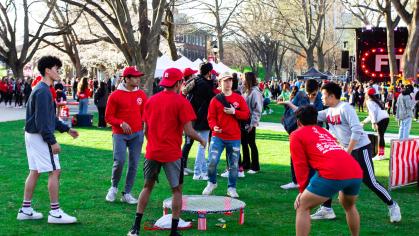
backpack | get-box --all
[281,91,309,134]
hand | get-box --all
[199,139,207,148]
[51,143,61,154]
[120,122,132,134]
[246,125,254,133]
[277,100,290,106]
[68,128,79,139]
[223,105,235,115]
[294,193,301,210]
[213,126,222,133]
[373,123,378,131]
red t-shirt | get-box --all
[77,88,91,99]
[290,125,363,193]
[207,92,250,140]
[143,90,196,162]
[105,88,147,134]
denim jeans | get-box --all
[207,136,241,188]
[193,130,210,176]
[399,117,412,140]
[111,131,144,193]
[78,98,89,115]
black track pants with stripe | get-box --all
[351,144,393,206]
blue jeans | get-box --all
[193,130,210,176]
[399,117,412,140]
[78,98,89,114]
[207,136,241,188]
[111,131,144,193]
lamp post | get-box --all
[212,44,219,63]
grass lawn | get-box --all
[0,117,418,236]
[260,103,419,135]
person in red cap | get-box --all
[127,68,206,236]
[105,66,147,205]
[180,67,198,97]
[361,88,390,161]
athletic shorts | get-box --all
[306,173,362,198]
[143,158,183,188]
[25,132,60,173]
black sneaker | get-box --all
[127,227,139,236]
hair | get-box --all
[37,56,62,77]
[77,77,89,93]
[401,87,411,96]
[200,63,213,76]
[244,72,257,92]
[290,85,299,98]
[367,94,385,109]
[305,79,319,94]
[282,82,290,91]
[295,105,318,125]
[321,82,342,99]
[232,73,238,91]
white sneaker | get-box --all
[389,202,401,223]
[220,170,229,178]
[200,173,209,180]
[310,206,336,220]
[269,109,274,114]
[372,155,386,161]
[183,170,189,176]
[262,111,267,115]
[105,187,118,202]
[238,171,245,178]
[17,207,43,220]
[184,168,194,174]
[192,174,202,180]
[247,170,258,174]
[202,182,217,195]
[280,182,299,189]
[121,193,138,204]
[48,209,77,224]
[227,187,239,198]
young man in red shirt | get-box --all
[290,105,363,236]
[105,66,147,204]
[202,72,250,198]
[127,68,206,236]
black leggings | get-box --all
[322,144,393,208]
[241,127,259,171]
[181,135,194,168]
[377,118,389,148]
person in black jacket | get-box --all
[94,80,109,128]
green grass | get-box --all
[261,103,419,135]
[0,117,418,236]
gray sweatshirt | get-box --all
[25,82,69,145]
[244,86,263,127]
[318,101,370,149]
[396,94,415,120]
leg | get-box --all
[125,132,143,194]
[111,134,127,189]
[136,180,156,214]
[377,118,389,155]
[48,170,61,204]
[241,129,250,170]
[339,192,360,236]
[248,128,260,171]
[181,135,194,169]
[171,185,183,219]
[291,158,298,184]
[296,190,329,236]
[227,140,240,188]
[194,130,210,176]
[23,170,41,201]
[207,137,224,184]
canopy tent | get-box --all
[297,67,328,80]
[155,55,174,77]
[210,61,234,75]
[192,58,203,70]
[172,56,194,71]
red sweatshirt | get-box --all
[290,125,363,193]
[105,84,147,134]
[77,88,91,99]
[207,92,250,140]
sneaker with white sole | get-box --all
[48,209,77,224]
[247,170,258,174]
[310,206,336,220]
[184,168,194,175]
[389,202,401,223]
[192,174,202,180]
[280,182,299,189]
[238,171,245,178]
[220,170,229,178]
[200,174,209,180]
[372,155,386,161]
[227,187,239,198]
[127,227,139,236]
[17,207,43,220]
[121,193,138,204]
[106,187,118,202]
[202,182,217,195]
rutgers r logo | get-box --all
[232,102,239,108]
[326,115,342,125]
[137,97,143,105]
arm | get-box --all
[105,95,124,127]
[35,91,57,145]
[207,98,218,131]
[234,96,250,121]
[184,121,206,147]
[290,133,310,193]
[249,92,263,127]
[317,109,327,122]
[344,105,363,153]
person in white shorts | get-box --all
[17,56,80,224]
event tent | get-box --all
[297,67,328,80]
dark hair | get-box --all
[295,105,318,125]
[244,72,257,92]
[200,63,213,76]
[401,87,411,96]
[37,56,62,77]
[368,94,385,109]
[78,77,89,93]
[305,79,319,94]
[321,82,342,99]
[232,73,238,91]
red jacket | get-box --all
[0,81,6,92]
[290,125,363,193]
[207,92,250,140]
[105,84,147,134]
[77,88,91,100]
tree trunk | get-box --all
[12,65,25,80]
[402,16,419,80]
[385,21,398,85]
[165,7,179,61]
[306,47,315,68]
[317,46,325,72]
[217,29,224,61]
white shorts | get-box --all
[25,132,61,173]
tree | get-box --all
[161,1,179,61]
[391,0,419,82]
[60,0,167,95]
[0,0,67,79]
[341,0,383,26]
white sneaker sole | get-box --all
[17,213,43,220]
[48,216,77,224]
[311,215,336,220]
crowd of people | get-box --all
[13,55,418,236]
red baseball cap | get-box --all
[211,70,219,76]
[159,68,184,87]
[183,68,198,77]
[367,88,376,96]
[122,66,144,77]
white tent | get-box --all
[172,56,194,70]
[155,55,174,77]
[192,58,203,70]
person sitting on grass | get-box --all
[290,105,363,236]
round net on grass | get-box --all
[163,195,245,214]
